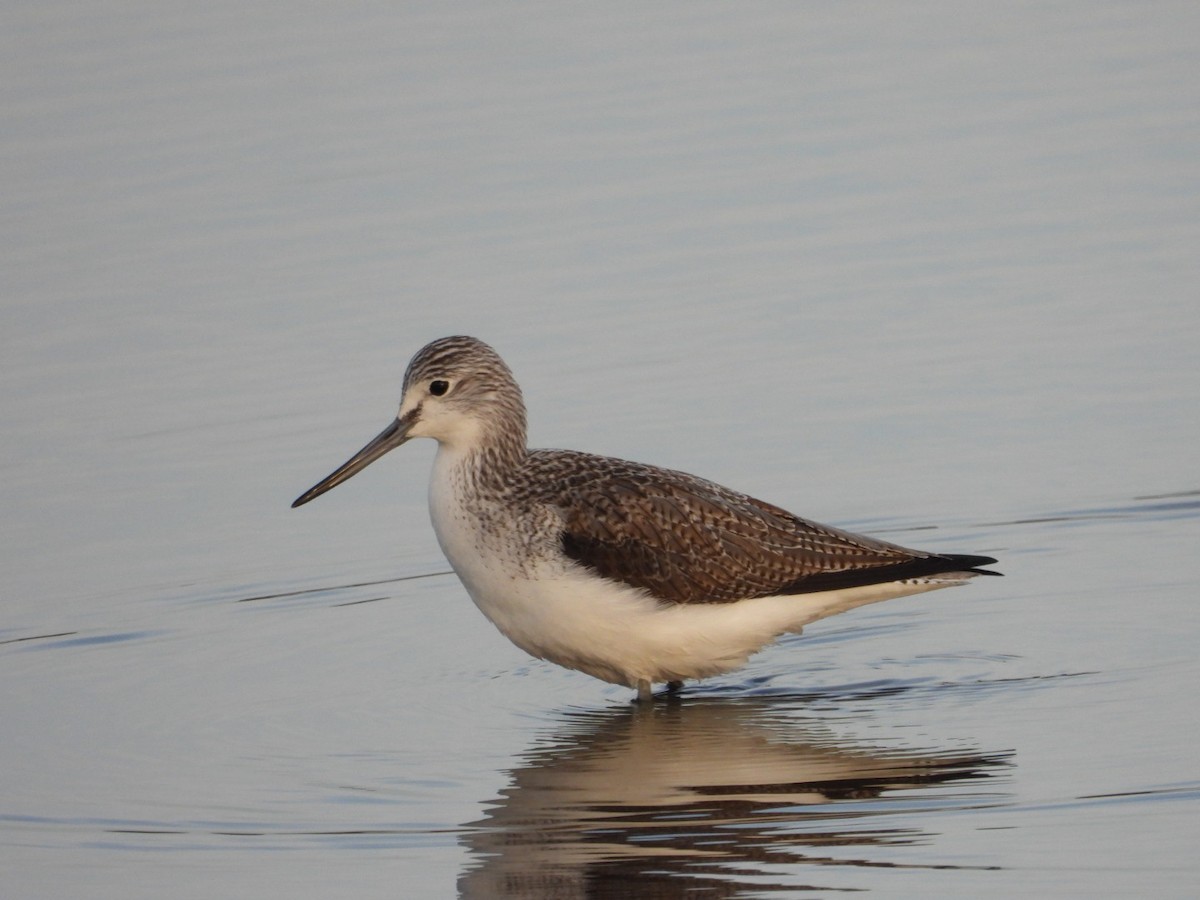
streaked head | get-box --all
[291,336,526,508]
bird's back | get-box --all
[518,449,997,606]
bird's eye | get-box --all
[429,379,450,396]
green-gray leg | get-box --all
[635,680,683,702]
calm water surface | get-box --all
[3,3,1199,897]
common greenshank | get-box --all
[293,336,999,701]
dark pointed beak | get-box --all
[291,413,414,508]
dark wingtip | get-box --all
[775,553,1002,594]
[949,553,1002,577]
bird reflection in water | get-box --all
[459,697,1010,898]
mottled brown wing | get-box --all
[533,450,992,605]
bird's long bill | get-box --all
[291,416,411,508]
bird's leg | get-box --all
[636,680,653,703]
[666,680,683,694]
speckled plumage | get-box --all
[294,336,999,700]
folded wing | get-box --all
[533,450,998,605]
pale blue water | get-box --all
[3,2,1199,897]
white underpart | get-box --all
[429,443,966,689]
